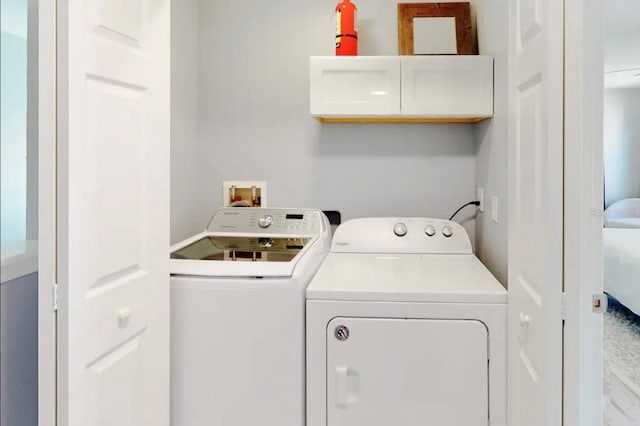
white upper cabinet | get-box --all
[310,56,494,123]
[401,56,493,118]
[310,57,401,118]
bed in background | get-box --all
[604,228,640,315]
[605,198,640,229]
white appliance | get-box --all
[171,208,331,426]
[306,218,507,426]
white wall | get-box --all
[604,88,640,207]
[0,274,38,426]
[605,31,640,74]
[1,0,28,39]
[170,0,201,243]
[604,0,640,74]
[1,0,38,243]
[190,0,478,243]
[1,17,28,244]
[473,0,509,285]
[26,0,38,240]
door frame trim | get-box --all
[563,0,604,425]
[38,0,57,425]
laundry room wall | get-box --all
[171,0,202,243]
[190,0,479,245]
[473,0,509,285]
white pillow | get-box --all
[605,198,640,227]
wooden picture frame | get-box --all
[398,2,476,55]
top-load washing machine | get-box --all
[306,217,507,426]
[170,208,331,426]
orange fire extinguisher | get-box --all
[335,0,357,56]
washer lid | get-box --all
[170,232,319,277]
[171,235,311,263]
[170,208,331,277]
[306,253,507,304]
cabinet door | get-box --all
[327,317,488,426]
[310,57,401,117]
[401,56,493,117]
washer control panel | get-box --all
[391,221,457,239]
[207,208,325,235]
[332,218,472,254]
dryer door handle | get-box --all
[335,365,349,408]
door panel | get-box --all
[508,0,564,425]
[57,1,170,425]
[563,1,605,424]
[327,317,488,426]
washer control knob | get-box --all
[258,215,274,229]
[425,225,436,237]
[393,222,408,237]
[442,226,453,238]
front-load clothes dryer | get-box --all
[171,208,331,426]
[306,217,507,426]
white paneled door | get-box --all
[56,1,170,425]
[508,0,564,425]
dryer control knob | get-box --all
[425,225,436,237]
[393,222,408,237]
[258,215,274,229]
[442,226,453,238]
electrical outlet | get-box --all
[491,196,499,223]
[477,188,484,212]
[223,181,267,207]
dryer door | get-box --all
[327,317,489,426]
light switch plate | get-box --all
[491,196,498,223]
